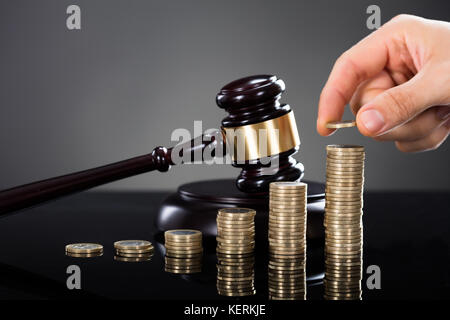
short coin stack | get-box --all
[114,240,154,262]
[216,208,256,296]
[324,145,364,300]
[65,243,103,258]
[164,230,203,274]
[268,182,307,300]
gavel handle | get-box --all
[0,136,216,216]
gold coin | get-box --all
[268,282,305,289]
[269,235,306,241]
[217,225,255,231]
[323,279,362,288]
[270,199,306,206]
[116,252,154,258]
[327,161,364,167]
[164,240,202,246]
[217,265,254,271]
[269,258,306,265]
[327,156,365,163]
[269,227,306,234]
[217,285,255,291]
[217,245,255,252]
[165,245,203,252]
[326,182,364,188]
[270,208,307,214]
[270,192,306,198]
[269,195,306,201]
[165,229,202,240]
[216,233,254,239]
[217,249,254,255]
[114,240,153,251]
[325,190,363,196]
[269,214,306,220]
[65,243,103,254]
[326,196,363,203]
[217,290,256,297]
[326,144,364,151]
[325,209,363,215]
[66,252,103,258]
[116,248,154,254]
[269,215,306,221]
[217,207,255,216]
[270,181,307,189]
[269,248,306,254]
[325,120,356,129]
[115,256,152,262]
[217,239,255,246]
[326,171,364,177]
[326,179,364,186]
[165,253,203,259]
[270,203,307,208]
[216,221,254,227]
[216,214,255,221]
[269,265,305,271]
[327,166,364,173]
[165,247,204,253]
[217,227,255,233]
[165,268,201,274]
[165,257,202,263]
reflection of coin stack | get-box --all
[216,208,256,297]
[65,243,103,258]
[324,145,364,300]
[268,182,307,300]
[164,230,203,274]
[114,240,154,262]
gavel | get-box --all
[0,75,304,216]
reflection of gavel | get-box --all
[0,75,303,215]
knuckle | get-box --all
[389,14,414,24]
[427,133,446,151]
[384,89,415,122]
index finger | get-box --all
[317,23,393,136]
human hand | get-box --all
[317,14,450,152]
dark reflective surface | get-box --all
[0,191,448,300]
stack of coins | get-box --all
[114,240,154,262]
[65,243,103,258]
[268,182,307,300]
[216,208,256,297]
[164,230,203,274]
[324,145,364,300]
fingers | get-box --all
[317,23,393,136]
[395,123,450,153]
[375,106,450,142]
[356,67,444,137]
[349,70,396,114]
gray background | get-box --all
[0,0,449,192]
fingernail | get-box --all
[436,106,450,120]
[359,109,385,134]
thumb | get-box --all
[356,71,438,137]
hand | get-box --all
[317,14,450,152]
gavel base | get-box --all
[155,179,325,242]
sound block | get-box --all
[155,179,325,241]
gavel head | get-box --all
[216,75,304,193]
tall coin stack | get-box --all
[216,208,256,297]
[164,230,203,274]
[268,182,307,300]
[324,145,364,300]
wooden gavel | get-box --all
[0,75,304,216]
